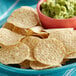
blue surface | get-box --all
[0,63,76,76]
[0,0,76,76]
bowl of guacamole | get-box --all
[37,0,76,29]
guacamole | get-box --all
[41,0,76,19]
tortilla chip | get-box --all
[0,42,30,64]
[30,61,61,70]
[13,26,27,36]
[0,28,24,46]
[64,31,76,55]
[65,52,76,59]
[45,28,73,33]
[13,25,48,38]
[24,26,43,35]
[33,32,49,39]
[24,26,49,38]
[20,60,30,69]
[7,6,39,29]
[61,59,69,65]
[34,38,66,65]
[2,23,14,31]
[22,36,41,61]
[13,26,44,36]
[29,26,44,33]
[47,29,75,55]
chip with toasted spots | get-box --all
[24,26,49,38]
[2,23,14,31]
[30,61,61,70]
[61,59,69,65]
[13,26,26,36]
[2,23,26,36]
[12,26,49,38]
[0,42,30,64]
[0,28,24,46]
[47,29,75,55]
[34,38,66,65]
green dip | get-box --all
[41,0,76,19]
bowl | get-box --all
[0,63,76,76]
[37,0,76,29]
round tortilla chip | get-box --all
[0,42,30,64]
[20,60,30,69]
[30,61,61,70]
[22,36,41,61]
[47,29,74,55]
[7,6,39,29]
[63,31,76,55]
[0,28,24,46]
[34,38,66,65]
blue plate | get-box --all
[0,62,76,76]
[0,0,76,76]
